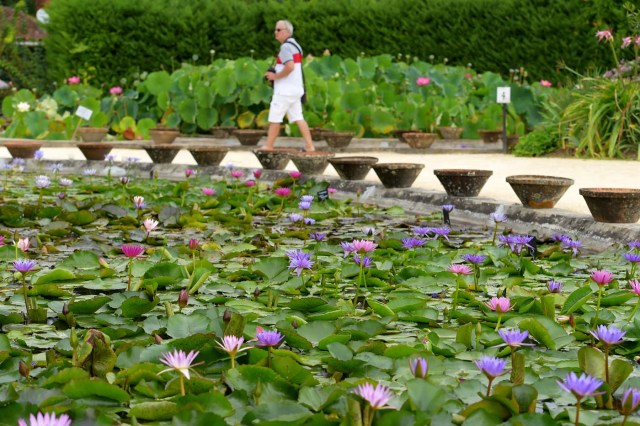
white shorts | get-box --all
[268,94,304,123]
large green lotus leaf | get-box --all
[287,297,327,312]
[327,342,352,361]
[307,307,348,321]
[370,109,396,135]
[251,257,288,281]
[24,111,48,137]
[28,283,70,298]
[196,107,218,130]
[600,291,635,306]
[407,379,447,414]
[195,82,214,108]
[505,413,561,425]
[178,98,197,124]
[236,111,255,129]
[609,359,633,393]
[560,286,592,315]
[367,299,395,317]
[34,268,75,285]
[129,401,177,421]
[272,355,318,386]
[508,316,574,350]
[213,67,237,98]
[245,400,312,425]
[145,71,172,96]
[317,333,351,350]
[63,378,130,402]
[166,313,210,338]
[0,205,24,227]
[68,297,111,315]
[298,385,344,412]
[120,296,159,318]
[225,365,296,398]
[63,210,96,226]
[43,367,89,387]
[578,346,605,380]
[175,391,234,416]
[234,58,262,86]
[143,262,186,286]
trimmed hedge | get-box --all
[44,0,630,86]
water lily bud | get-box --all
[188,239,199,251]
[223,308,232,323]
[98,258,110,269]
[178,289,189,309]
[18,360,29,378]
[291,319,298,329]
[154,334,163,344]
[568,314,576,328]
[253,287,261,299]
[62,302,69,315]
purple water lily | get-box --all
[287,249,313,276]
[462,254,486,264]
[402,237,426,249]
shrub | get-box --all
[513,127,559,157]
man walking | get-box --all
[262,20,315,152]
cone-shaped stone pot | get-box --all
[579,188,640,223]
[373,163,424,188]
[438,126,463,140]
[506,175,574,209]
[4,140,43,158]
[253,149,297,170]
[394,130,412,143]
[76,127,108,142]
[323,131,354,149]
[149,128,180,145]
[403,132,437,149]
[188,146,229,166]
[232,129,267,146]
[329,156,378,180]
[210,126,236,139]
[78,143,113,161]
[289,151,335,175]
[144,145,182,164]
[310,128,327,142]
[479,130,502,143]
[434,169,493,197]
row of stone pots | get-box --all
[2,141,638,224]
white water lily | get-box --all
[17,102,30,113]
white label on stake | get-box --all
[75,106,93,120]
[497,87,511,104]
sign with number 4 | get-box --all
[497,87,511,104]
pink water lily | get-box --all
[596,29,613,42]
[416,76,431,86]
[540,80,552,87]
[67,76,80,85]
[109,86,123,95]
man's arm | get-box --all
[266,61,294,81]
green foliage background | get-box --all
[44,0,630,86]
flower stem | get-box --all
[593,286,603,327]
[179,375,185,396]
[575,398,581,426]
[629,297,640,321]
[127,258,133,291]
[495,313,503,332]
[231,354,236,369]
[21,274,30,320]
[486,377,494,397]
[604,346,610,385]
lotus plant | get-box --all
[158,349,199,396]
[462,253,486,291]
[448,263,473,314]
[591,269,614,327]
[487,296,512,330]
[557,372,604,426]
[18,412,71,426]
[591,324,625,385]
[216,335,249,368]
[255,326,284,367]
[121,244,144,291]
[14,259,37,320]
[497,327,534,369]
[352,382,395,426]
[475,356,507,396]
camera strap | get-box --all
[284,40,307,104]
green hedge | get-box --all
[44,0,630,86]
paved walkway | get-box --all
[2,138,638,218]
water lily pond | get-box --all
[1,160,640,426]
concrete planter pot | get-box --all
[78,142,114,161]
[434,169,493,197]
[188,146,229,166]
[479,130,502,143]
[402,132,437,149]
[232,129,267,146]
[393,129,412,143]
[506,175,574,209]
[329,156,378,180]
[253,149,297,170]
[76,127,108,142]
[289,151,335,175]
[149,128,180,145]
[579,188,640,223]
[310,128,328,142]
[373,163,424,188]
[323,131,354,149]
[438,126,463,140]
[210,126,236,139]
[144,145,182,164]
[4,140,43,159]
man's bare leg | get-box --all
[262,122,281,150]
[296,120,315,151]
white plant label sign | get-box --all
[497,87,511,104]
[75,106,93,120]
